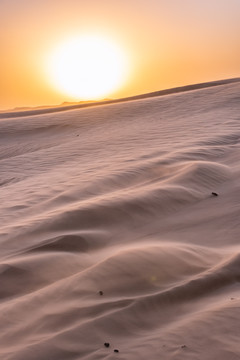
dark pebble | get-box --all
[99,291,103,296]
[181,345,187,349]
[211,192,218,196]
[104,343,110,348]
[114,349,119,353]
[76,135,79,136]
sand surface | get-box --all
[0,80,240,359]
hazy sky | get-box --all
[1,0,239,110]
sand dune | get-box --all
[0,80,240,359]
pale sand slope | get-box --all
[0,80,240,360]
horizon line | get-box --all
[1,77,239,119]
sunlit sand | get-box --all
[0,79,240,359]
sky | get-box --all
[1,0,240,110]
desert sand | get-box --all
[0,79,240,360]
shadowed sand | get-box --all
[0,80,240,359]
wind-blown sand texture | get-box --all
[0,79,240,360]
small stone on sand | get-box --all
[114,349,119,353]
[104,343,110,348]
[212,192,218,196]
[99,291,103,296]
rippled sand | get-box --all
[0,80,240,359]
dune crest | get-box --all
[0,77,239,119]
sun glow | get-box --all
[47,35,128,100]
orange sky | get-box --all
[1,0,239,110]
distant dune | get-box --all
[0,80,240,360]
[0,77,239,119]
[0,100,96,114]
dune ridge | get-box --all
[1,77,239,119]
[0,81,240,359]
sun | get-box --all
[47,34,128,100]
